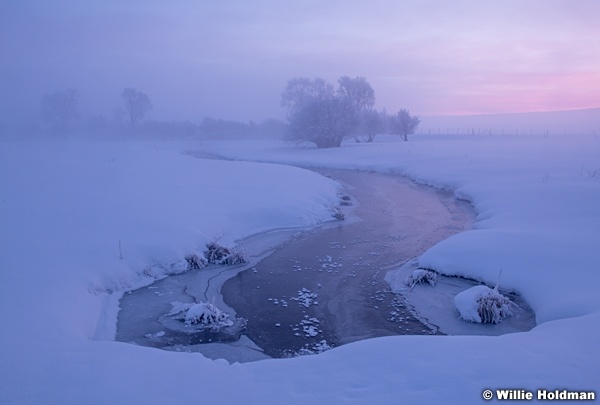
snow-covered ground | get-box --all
[1,134,599,403]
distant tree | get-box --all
[121,88,152,127]
[357,108,388,142]
[199,117,261,139]
[283,77,371,148]
[281,77,334,114]
[40,89,79,130]
[337,76,375,112]
[389,109,420,141]
[288,95,357,148]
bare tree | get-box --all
[121,88,152,127]
[389,109,420,141]
[40,89,79,130]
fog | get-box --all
[420,108,600,136]
[1,1,599,137]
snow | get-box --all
[291,288,319,308]
[1,133,600,403]
[454,285,512,324]
[404,269,437,289]
[389,259,535,336]
[184,302,232,327]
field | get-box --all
[1,133,599,403]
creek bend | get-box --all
[116,168,477,361]
[221,168,475,357]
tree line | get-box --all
[282,76,420,148]
[40,87,153,132]
[6,76,418,143]
[29,87,286,139]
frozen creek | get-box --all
[116,168,535,362]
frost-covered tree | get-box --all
[389,109,420,141]
[356,108,388,142]
[281,77,334,114]
[337,76,375,112]
[288,95,358,148]
[283,77,372,148]
[121,88,153,128]
[40,89,79,130]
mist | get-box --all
[3,2,600,402]
[1,1,599,139]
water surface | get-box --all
[221,168,475,357]
[117,168,534,362]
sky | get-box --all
[1,0,599,124]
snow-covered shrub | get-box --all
[185,254,206,270]
[332,206,345,220]
[204,241,230,263]
[454,285,513,324]
[204,242,247,265]
[405,269,437,289]
[184,302,233,327]
[169,259,192,275]
[339,195,353,206]
[221,250,247,265]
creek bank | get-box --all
[116,167,534,362]
[220,168,478,358]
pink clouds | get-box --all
[427,70,600,116]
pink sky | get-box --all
[1,0,599,122]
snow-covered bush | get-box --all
[221,250,247,265]
[184,302,233,327]
[204,241,230,263]
[332,206,345,220]
[339,195,353,206]
[405,269,437,289]
[454,285,513,324]
[185,254,206,270]
[204,241,247,265]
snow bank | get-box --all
[0,140,341,402]
[199,135,600,324]
[1,134,599,403]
